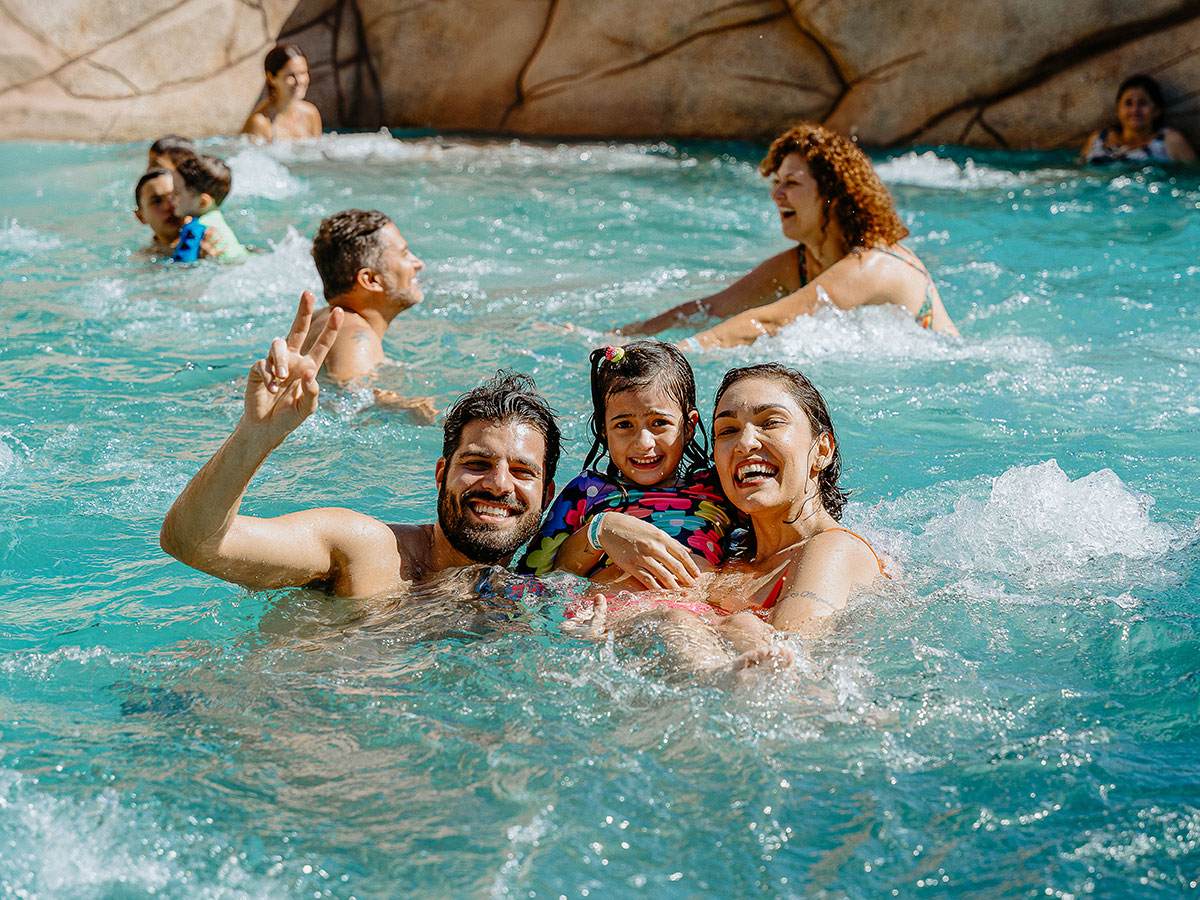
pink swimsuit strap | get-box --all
[819,527,886,575]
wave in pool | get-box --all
[224,147,306,202]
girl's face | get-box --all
[603,384,693,488]
[268,56,310,103]
[712,377,830,517]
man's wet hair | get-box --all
[442,370,561,484]
[174,154,233,206]
[135,167,172,207]
[310,209,393,300]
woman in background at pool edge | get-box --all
[241,44,322,142]
[1081,74,1197,165]
[621,121,958,348]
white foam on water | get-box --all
[224,147,305,201]
[71,276,129,317]
[0,767,290,899]
[0,644,121,677]
[0,218,63,253]
[1062,805,1200,867]
[0,433,25,481]
[198,227,319,314]
[909,461,1177,585]
[257,130,688,173]
[724,302,1052,368]
[876,151,1030,190]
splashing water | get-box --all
[0,135,1197,899]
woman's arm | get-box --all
[1163,128,1198,163]
[304,101,323,137]
[619,248,800,335]
[688,247,938,348]
[1080,129,1104,163]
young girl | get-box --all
[519,341,740,584]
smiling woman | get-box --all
[708,363,884,636]
[241,43,323,142]
[1080,74,1197,164]
[622,121,958,344]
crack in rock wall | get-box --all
[1,0,1197,147]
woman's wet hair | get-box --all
[1117,74,1166,130]
[714,363,849,520]
[264,43,307,77]
[583,341,707,478]
[759,121,908,250]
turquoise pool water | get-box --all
[1,133,1197,898]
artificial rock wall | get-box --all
[2,0,1198,148]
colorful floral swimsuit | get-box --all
[518,467,740,577]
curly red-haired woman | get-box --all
[625,122,958,345]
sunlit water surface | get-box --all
[1,133,1198,899]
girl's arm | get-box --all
[539,511,703,590]
[619,248,800,335]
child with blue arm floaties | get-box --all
[171,153,249,263]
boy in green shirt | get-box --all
[172,153,249,262]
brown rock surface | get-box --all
[0,0,301,141]
[1,0,1198,148]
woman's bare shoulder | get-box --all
[241,107,272,138]
[301,101,323,134]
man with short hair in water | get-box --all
[133,168,183,254]
[304,208,436,418]
[133,167,222,260]
[160,294,561,597]
[305,209,423,381]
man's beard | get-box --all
[437,486,541,565]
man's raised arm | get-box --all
[160,292,401,597]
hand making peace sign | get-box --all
[244,291,344,443]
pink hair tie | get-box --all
[603,346,625,364]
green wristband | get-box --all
[586,512,607,551]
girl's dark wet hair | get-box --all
[583,341,707,478]
[264,43,307,77]
[714,363,849,520]
[1116,74,1166,130]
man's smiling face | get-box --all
[435,419,549,565]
